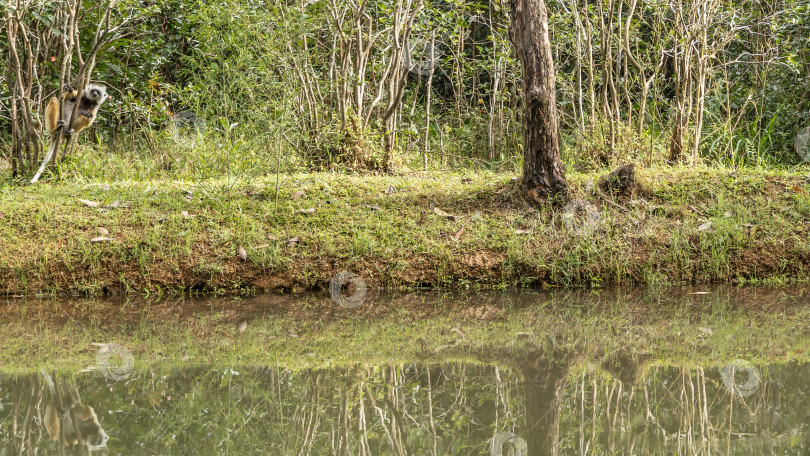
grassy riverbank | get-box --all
[1,166,809,296]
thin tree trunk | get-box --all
[573,0,585,132]
[510,0,569,203]
[583,1,596,122]
[423,32,435,170]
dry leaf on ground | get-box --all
[433,207,457,220]
[77,199,101,207]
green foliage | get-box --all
[2,0,808,178]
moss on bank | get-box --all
[1,166,809,295]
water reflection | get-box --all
[1,359,808,455]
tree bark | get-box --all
[510,0,569,204]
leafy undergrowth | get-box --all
[1,165,809,295]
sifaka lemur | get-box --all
[44,83,108,136]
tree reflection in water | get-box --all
[1,357,808,455]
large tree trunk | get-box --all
[510,0,569,204]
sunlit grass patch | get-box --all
[1,166,809,295]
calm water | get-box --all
[1,287,809,455]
